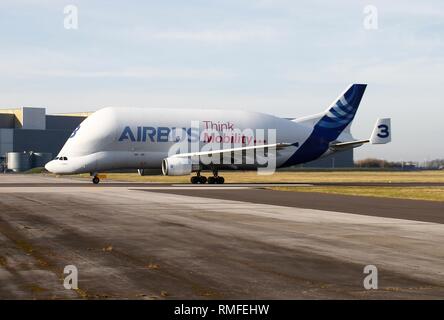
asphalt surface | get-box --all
[149,188,444,224]
[0,174,443,299]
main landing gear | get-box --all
[190,171,207,184]
[190,170,224,184]
[208,169,224,184]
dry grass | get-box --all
[67,170,444,201]
[73,170,444,184]
[270,186,444,202]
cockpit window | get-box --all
[58,157,68,161]
[55,157,59,160]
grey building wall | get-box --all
[0,114,14,128]
[12,129,72,158]
[22,107,46,129]
[0,110,86,165]
[46,115,85,131]
[302,149,354,168]
[0,129,14,160]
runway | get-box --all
[149,188,444,224]
[0,174,443,299]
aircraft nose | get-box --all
[45,160,56,173]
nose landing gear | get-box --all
[91,172,100,184]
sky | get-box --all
[0,0,442,162]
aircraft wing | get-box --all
[170,142,296,158]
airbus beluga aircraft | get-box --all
[45,84,391,184]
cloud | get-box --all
[0,51,236,80]
[284,57,444,88]
[30,67,235,80]
[129,26,279,44]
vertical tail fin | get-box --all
[317,84,367,134]
[370,118,391,144]
[284,84,367,166]
[293,84,367,139]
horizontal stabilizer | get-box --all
[330,139,369,151]
[330,118,392,151]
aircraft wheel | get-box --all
[216,176,225,184]
[190,176,199,184]
[208,176,216,184]
[92,176,100,184]
[199,176,207,184]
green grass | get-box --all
[23,167,47,174]
[270,186,444,202]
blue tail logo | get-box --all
[317,84,367,131]
[282,84,367,167]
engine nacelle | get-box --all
[161,157,192,176]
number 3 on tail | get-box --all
[377,124,390,138]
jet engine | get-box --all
[161,157,192,176]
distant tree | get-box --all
[425,159,444,169]
[355,158,386,168]
[355,158,405,169]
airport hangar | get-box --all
[0,107,354,170]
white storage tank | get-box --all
[7,152,31,172]
[32,152,52,168]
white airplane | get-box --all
[45,84,391,184]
